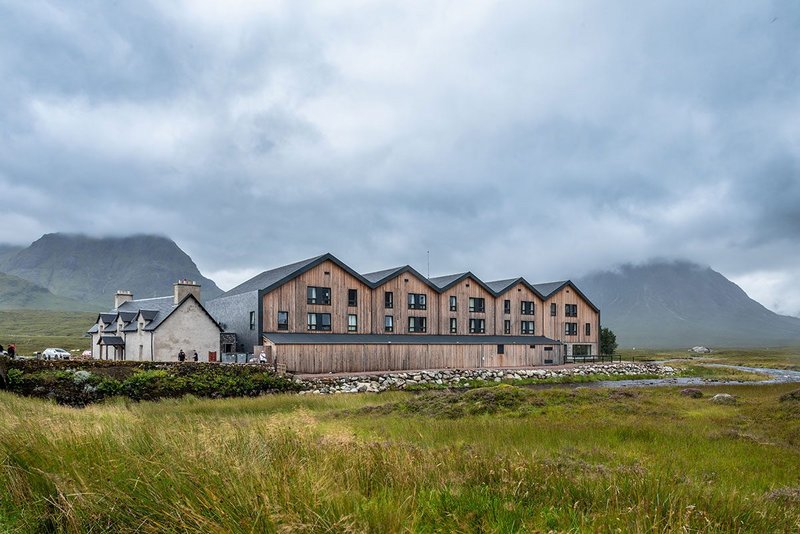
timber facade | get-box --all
[209,254,600,374]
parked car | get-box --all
[42,348,71,360]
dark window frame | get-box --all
[565,304,578,317]
[449,295,457,312]
[449,317,457,333]
[408,316,427,333]
[277,310,288,331]
[550,303,557,316]
[521,301,535,315]
[408,293,427,310]
[347,314,357,332]
[504,299,511,314]
[384,315,394,332]
[347,289,358,307]
[249,311,256,330]
[585,322,591,336]
[307,286,332,305]
[521,320,535,334]
[307,312,332,331]
[564,322,578,336]
[497,344,505,355]
[468,297,485,313]
[384,291,394,309]
[504,319,511,334]
[469,318,485,334]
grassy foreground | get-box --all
[1,383,799,532]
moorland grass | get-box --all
[1,383,799,532]
[618,346,800,371]
[0,310,97,355]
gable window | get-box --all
[277,311,288,330]
[521,301,535,315]
[307,286,331,305]
[384,315,394,332]
[307,313,331,331]
[249,311,256,330]
[348,289,358,307]
[565,304,578,317]
[469,297,485,313]
[550,303,557,316]
[408,316,427,333]
[504,319,511,334]
[469,318,485,333]
[497,344,505,355]
[449,295,457,311]
[585,322,591,336]
[408,293,427,310]
[504,300,511,314]
[564,322,578,336]
[385,291,394,309]
[521,321,535,334]
[347,314,357,332]
[450,317,457,333]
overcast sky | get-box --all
[1,1,799,315]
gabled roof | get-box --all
[364,265,441,292]
[429,271,498,295]
[362,266,406,284]
[485,277,545,299]
[98,335,124,346]
[220,253,373,298]
[532,280,599,312]
[88,295,222,336]
[98,313,116,324]
[117,311,137,323]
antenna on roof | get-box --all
[427,250,430,279]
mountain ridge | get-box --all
[0,233,223,309]
[575,260,800,348]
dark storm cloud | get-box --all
[1,1,799,314]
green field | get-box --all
[0,310,96,355]
[618,346,800,371]
[1,382,799,532]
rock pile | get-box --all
[296,362,675,395]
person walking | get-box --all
[7,343,15,359]
[192,350,198,362]
[178,349,186,362]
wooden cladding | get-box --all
[262,261,599,341]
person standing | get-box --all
[192,350,198,362]
[7,343,15,359]
[178,349,186,362]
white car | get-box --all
[42,348,71,360]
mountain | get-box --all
[0,233,223,309]
[575,260,800,348]
[0,271,95,311]
[0,244,23,264]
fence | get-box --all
[565,353,617,364]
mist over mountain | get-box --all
[0,234,222,309]
[576,260,800,348]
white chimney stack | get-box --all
[115,290,133,309]
[174,279,201,304]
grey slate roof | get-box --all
[532,281,569,298]
[428,273,467,289]
[485,278,520,293]
[362,266,406,284]
[223,255,326,298]
[98,335,124,346]
[264,333,561,345]
[88,295,221,335]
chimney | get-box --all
[174,279,201,304]
[115,290,133,309]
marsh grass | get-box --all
[1,382,799,532]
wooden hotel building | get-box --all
[206,254,600,374]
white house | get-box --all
[87,280,223,362]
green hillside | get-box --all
[0,272,97,311]
[0,309,96,355]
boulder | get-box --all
[680,388,703,398]
[711,393,737,405]
[689,346,712,354]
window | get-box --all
[449,295,457,311]
[408,316,427,333]
[574,344,592,356]
[249,311,255,330]
[521,321,535,334]
[307,313,331,331]
[504,319,511,334]
[408,293,427,310]
[348,289,358,307]
[521,301,535,315]
[497,344,505,355]
[307,286,331,305]
[565,304,578,317]
[469,318,485,333]
[385,291,394,309]
[450,317,457,333]
[277,311,288,330]
[469,297,485,313]
[504,300,511,314]
[564,322,578,336]
[585,322,591,336]
[384,315,394,332]
[348,314,357,332]
[550,303,557,316]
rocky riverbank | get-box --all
[297,362,676,394]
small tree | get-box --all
[600,327,617,357]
